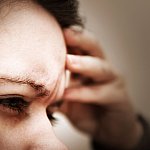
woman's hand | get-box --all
[61,28,143,149]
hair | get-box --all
[0,0,83,28]
[36,0,83,28]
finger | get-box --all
[66,54,116,82]
[64,28,105,58]
[62,79,125,105]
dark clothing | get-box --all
[92,116,150,150]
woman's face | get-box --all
[0,1,67,149]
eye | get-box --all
[46,110,57,126]
[0,96,29,115]
[46,100,63,125]
[47,113,56,121]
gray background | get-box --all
[54,1,150,150]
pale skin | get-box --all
[0,0,143,150]
[61,29,143,149]
[0,1,67,150]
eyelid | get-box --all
[47,100,63,115]
[0,94,24,99]
[48,100,63,111]
[0,95,58,123]
[50,100,63,107]
[0,94,35,104]
[0,94,30,102]
[0,96,29,116]
[0,82,36,98]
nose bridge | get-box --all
[26,110,67,150]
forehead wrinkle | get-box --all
[0,66,64,99]
[0,1,66,100]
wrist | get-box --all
[92,117,143,150]
[128,119,143,149]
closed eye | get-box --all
[46,100,63,125]
[0,95,60,125]
[0,96,29,115]
[47,112,57,125]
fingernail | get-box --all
[67,55,79,65]
[70,26,83,34]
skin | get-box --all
[0,0,143,150]
[62,29,143,149]
[0,1,67,150]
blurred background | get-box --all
[54,0,150,150]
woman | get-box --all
[0,0,149,149]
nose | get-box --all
[25,111,68,150]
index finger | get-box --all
[63,28,105,59]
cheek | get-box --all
[0,121,28,149]
[0,114,24,149]
[0,109,66,150]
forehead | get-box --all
[0,1,66,86]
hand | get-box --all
[60,28,143,149]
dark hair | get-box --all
[0,0,83,28]
[36,0,83,28]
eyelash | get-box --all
[0,96,57,123]
[47,112,57,125]
[0,97,28,115]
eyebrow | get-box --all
[0,76,51,98]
